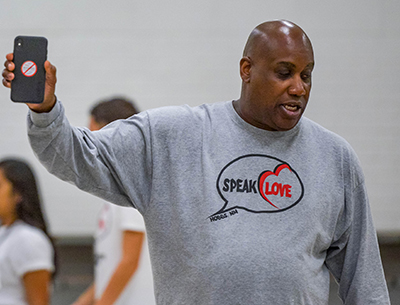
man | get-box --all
[72,98,155,305]
[2,20,390,304]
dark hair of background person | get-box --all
[0,158,58,277]
[90,97,139,125]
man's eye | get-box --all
[302,74,312,82]
[277,71,291,79]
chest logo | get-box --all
[210,154,304,220]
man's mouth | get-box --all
[283,104,300,112]
[282,102,302,113]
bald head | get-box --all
[234,20,315,131]
[243,20,313,60]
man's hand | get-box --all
[2,53,57,112]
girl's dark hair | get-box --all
[0,158,57,276]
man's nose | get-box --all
[288,75,306,96]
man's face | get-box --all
[239,35,314,131]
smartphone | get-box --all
[11,36,48,103]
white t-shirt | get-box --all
[0,221,54,305]
[95,202,155,305]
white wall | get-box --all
[0,0,399,236]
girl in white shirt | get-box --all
[0,158,56,305]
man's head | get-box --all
[234,20,314,131]
[89,97,139,131]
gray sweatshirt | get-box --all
[28,100,390,304]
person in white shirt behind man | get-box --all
[72,97,155,305]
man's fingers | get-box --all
[2,78,11,88]
[27,60,57,112]
[2,68,14,88]
[44,60,55,74]
[44,60,57,102]
[2,53,15,88]
[44,60,57,85]
[5,53,13,61]
[2,68,14,80]
[4,53,14,71]
[3,54,58,112]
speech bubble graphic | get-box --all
[213,154,303,216]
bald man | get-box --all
[3,20,390,304]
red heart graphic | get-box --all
[258,164,292,209]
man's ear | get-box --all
[239,56,252,83]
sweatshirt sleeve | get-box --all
[27,100,153,214]
[324,150,390,304]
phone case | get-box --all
[11,36,48,103]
